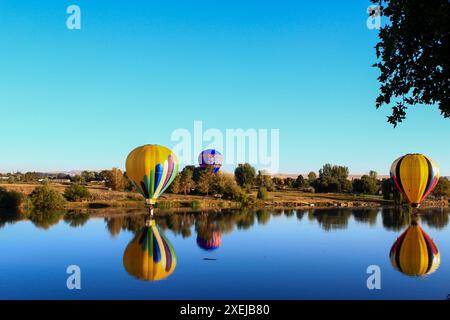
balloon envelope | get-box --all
[126,145,178,205]
[389,221,440,277]
[198,149,223,173]
[390,154,440,208]
[123,220,177,281]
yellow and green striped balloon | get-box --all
[126,145,179,205]
[390,154,440,208]
[123,219,177,281]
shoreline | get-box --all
[1,183,447,214]
[51,195,450,213]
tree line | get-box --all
[1,163,449,210]
[166,162,450,202]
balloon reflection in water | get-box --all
[389,219,440,277]
[197,232,222,251]
[196,215,222,251]
[123,219,176,281]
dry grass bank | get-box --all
[2,182,446,210]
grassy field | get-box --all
[0,182,397,210]
[252,190,391,208]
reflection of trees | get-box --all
[352,209,378,226]
[381,208,412,231]
[0,211,23,229]
[64,211,90,228]
[10,206,444,237]
[161,214,195,238]
[256,210,271,225]
[235,209,256,230]
[195,214,220,240]
[271,210,283,217]
[104,214,146,237]
[310,209,352,231]
[296,210,306,221]
[27,210,64,229]
[284,210,295,217]
[105,216,124,237]
[420,208,449,229]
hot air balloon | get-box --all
[123,219,177,281]
[390,154,440,208]
[197,231,222,251]
[198,149,223,173]
[126,145,179,207]
[389,220,440,277]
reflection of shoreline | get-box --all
[2,207,449,236]
[43,197,450,212]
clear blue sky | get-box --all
[0,1,448,175]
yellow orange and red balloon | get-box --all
[390,154,440,208]
[389,220,440,277]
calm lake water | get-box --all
[0,207,449,300]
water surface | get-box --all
[0,207,449,300]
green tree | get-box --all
[71,175,86,184]
[210,173,247,201]
[104,168,126,191]
[307,171,317,183]
[81,171,97,183]
[313,164,351,193]
[234,163,256,188]
[168,175,181,194]
[433,177,450,197]
[352,171,379,195]
[381,178,392,200]
[272,177,284,189]
[381,178,403,205]
[371,0,449,126]
[256,170,274,191]
[23,172,40,182]
[122,172,134,191]
[98,170,111,182]
[56,173,71,180]
[179,166,195,195]
[293,175,307,188]
[284,177,295,188]
[27,184,66,210]
[257,187,268,200]
[196,169,214,195]
[63,184,90,201]
[0,187,23,209]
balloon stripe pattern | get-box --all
[126,145,179,205]
[199,149,223,173]
[197,232,222,251]
[123,220,177,281]
[390,154,440,208]
[389,221,440,277]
